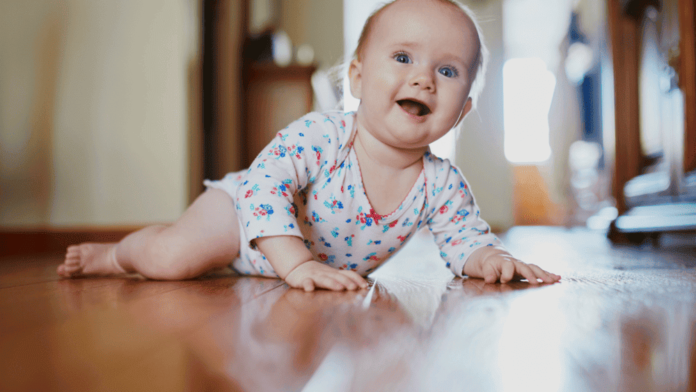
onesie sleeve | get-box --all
[424,155,504,278]
[235,112,351,249]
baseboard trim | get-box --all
[0,226,144,258]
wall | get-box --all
[280,0,344,70]
[0,0,198,226]
[455,0,514,230]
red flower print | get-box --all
[318,253,328,261]
[365,209,381,221]
[440,205,449,214]
[245,190,253,198]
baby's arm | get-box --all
[255,236,367,292]
[424,158,560,284]
[463,246,560,284]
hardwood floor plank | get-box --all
[0,227,694,391]
[0,255,66,288]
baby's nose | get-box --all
[409,70,435,92]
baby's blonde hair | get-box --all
[353,0,488,109]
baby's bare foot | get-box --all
[57,243,126,278]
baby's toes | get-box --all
[57,264,75,277]
[64,254,80,264]
[66,245,81,256]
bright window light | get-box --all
[503,58,556,163]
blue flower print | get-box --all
[305,119,315,127]
[318,237,332,247]
[344,235,354,247]
[324,195,344,214]
[458,181,470,197]
[271,180,292,197]
[432,183,443,197]
[268,144,287,158]
[287,144,304,159]
[346,185,356,198]
[331,227,340,238]
[311,210,326,223]
[450,208,470,224]
[355,206,377,230]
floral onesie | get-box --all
[204,111,502,278]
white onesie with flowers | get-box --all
[204,111,502,278]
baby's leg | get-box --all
[57,189,240,280]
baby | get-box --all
[58,0,561,291]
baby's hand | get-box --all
[285,260,368,292]
[465,247,561,284]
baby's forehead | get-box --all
[368,0,480,61]
[376,0,476,32]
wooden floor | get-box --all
[1,227,695,392]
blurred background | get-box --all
[1,0,694,237]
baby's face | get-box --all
[350,0,480,151]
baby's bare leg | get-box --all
[57,189,240,280]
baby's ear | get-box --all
[348,59,363,100]
[455,98,473,127]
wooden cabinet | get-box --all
[242,63,316,167]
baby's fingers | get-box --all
[515,262,540,284]
[331,272,360,290]
[482,262,499,284]
[339,270,368,289]
[527,264,560,283]
[499,261,516,284]
[302,278,316,292]
[314,275,346,291]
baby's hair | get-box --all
[353,0,489,109]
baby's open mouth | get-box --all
[397,99,431,116]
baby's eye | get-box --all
[394,53,411,64]
[439,67,458,78]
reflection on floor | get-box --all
[1,227,695,391]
